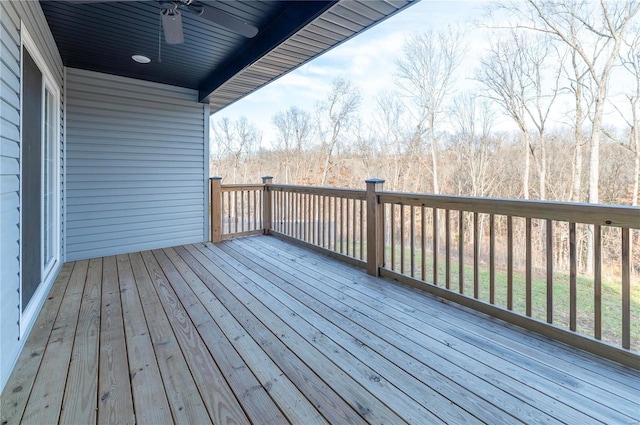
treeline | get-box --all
[212,126,637,205]
[210,1,640,207]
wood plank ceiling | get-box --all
[40,0,413,109]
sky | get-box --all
[210,1,492,146]
[210,0,638,147]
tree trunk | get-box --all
[634,143,640,207]
[632,99,639,206]
[572,135,584,202]
[586,85,607,272]
[523,131,531,200]
[429,113,440,194]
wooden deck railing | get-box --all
[210,177,640,368]
[210,177,264,242]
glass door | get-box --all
[20,28,61,335]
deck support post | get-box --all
[210,177,223,243]
[262,176,273,235]
[365,178,385,276]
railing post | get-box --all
[366,178,385,276]
[262,176,273,235]
[210,177,223,243]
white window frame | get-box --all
[20,24,62,338]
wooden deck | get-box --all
[2,236,639,425]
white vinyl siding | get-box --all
[0,0,64,392]
[65,68,207,261]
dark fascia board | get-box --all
[198,1,337,102]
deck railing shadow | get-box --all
[210,176,640,369]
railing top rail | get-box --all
[221,184,265,191]
[269,184,366,200]
[378,191,640,228]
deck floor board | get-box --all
[240,237,636,422]
[2,236,639,425]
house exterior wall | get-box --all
[65,68,208,261]
[0,0,64,392]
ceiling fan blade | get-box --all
[57,0,132,3]
[192,3,258,38]
[161,8,184,44]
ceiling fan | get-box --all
[158,0,258,44]
[64,0,259,44]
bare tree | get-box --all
[618,31,640,206]
[316,78,361,186]
[449,92,497,197]
[272,106,314,184]
[372,90,413,190]
[396,26,466,194]
[477,30,559,199]
[512,0,640,204]
[508,0,640,271]
[210,116,261,183]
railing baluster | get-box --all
[340,197,344,254]
[318,194,321,246]
[287,191,291,235]
[273,190,278,232]
[296,191,299,238]
[234,190,239,233]
[353,199,357,258]
[282,191,286,234]
[507,216,513,310]
[227,190,232,234]
[433,207,438,286]
[298,192,302,240]
[594,224,602,339]
[489,214,495,304]
[569,222,577,332]
[459,210,464,294]
[351,199,356,257]
[309,194,313,243]
[421,206,426,282]
[391,204,396,271]
[322,195,326,246]
[622,227,631,349]
[290,191,294,236]
[401,204,405,275]
[526,217,532,317]
[241,190,245,233]
[474,212,479,299]
[312,194,317,244]
[410,206,415,278]
[445,209,451,290]
[335,197,339,251]
[346,198,350,256]
[546,220,554,324]
[290,191,294,237]
[273,190,277,232]
[298,192,302,239]
[322,196,329,248]
[259,187,263,230]
[360,199,364,260]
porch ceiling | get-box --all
[39,0,413,108]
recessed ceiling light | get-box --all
[132,55,151,64]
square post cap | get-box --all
[365,178,385,184]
